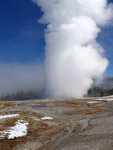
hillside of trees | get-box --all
[0,90,44,101]
[87,78,113,97]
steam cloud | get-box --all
[32,0,113,98]
[0,0,113,99]
[0,63,44,97]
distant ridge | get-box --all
[87,77,113,97]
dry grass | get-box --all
[4,117,19,127]
[53,100,89,109]
[64,108,92,115]
[52,99,102,116]
[0,101,16,110]
[90,110,102,114]
[65,108,102,115]
[0,111,66,150]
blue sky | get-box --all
[0,0,45,63]
[0,0,113,76]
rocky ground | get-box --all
[0,96,113,150]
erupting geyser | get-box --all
[32,0,113,98]
[0,0,112,99]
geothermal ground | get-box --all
[0,97,113,150]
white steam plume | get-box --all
[0,0,112,99]
[0,63,44,97]
[32,0,113,98]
